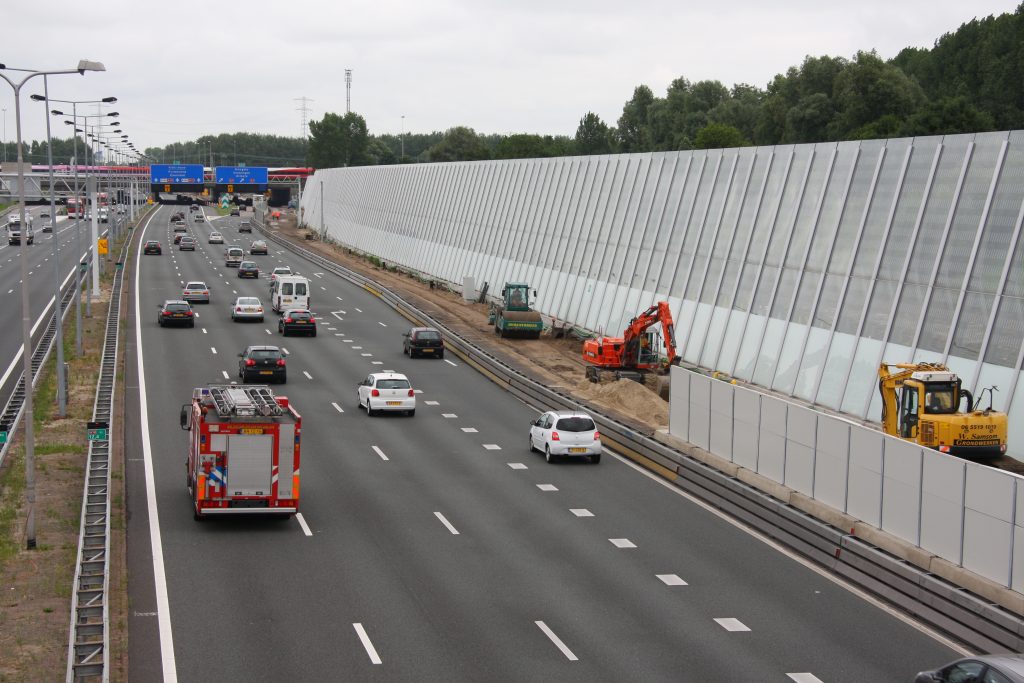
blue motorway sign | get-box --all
[150,164,205,185]
[214,166,269,185]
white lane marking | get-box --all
[378,321,387,327]
[296,513,313,536]
[343,339,353,343]
[482,444,501,450]
[232,289,238,295]
[537,484,558,492]
[413,389,424,394]
[424,400,439,405]
[372,361,383,365]
[372,446,389,461]
[361,353,372,357]
[133,208,180,682]
[314,272,324,278]
[714,618,750,632]
[332,402,344,413]
[609,538,636,548]
[352,345,363,349]
[353,623,382,665]
[202,328,208,334]
[331,311,345,321]
[303,371,313,380]
[535,621,578,662]
[355,307,362,313]
[336,296,343,300]
[444,359,457,367]
[607,449,972,656]
[787,675,824,683]
[434,512,460,535]
[657,574,688,586]
[281,347,290,355]
[508,463,528,470]
[461,427,478,433]
[320,286,326,291]
[265,329,272,335]
[442,413,457,419]
[6,289,10,294]
[570,509,594,517]
[335,333,344,337]
[221,371,230,379]
[210,347,217,355]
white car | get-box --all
[208,231,224,244]
[529,411,601,464]
[357,372,415,417]
[231,296,264,322]
[269,266,292,284]
[181,281,210,304]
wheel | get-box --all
[407,409,415,417]
[403,345,408,356]
[279,374,287,384]
[188,321,195,328]
[591,453,601,464]
[157,319,163,327]
[367,404,375,417]
[545,445,556,463]
[529,436,536,453]
[280,327,286,336]
[438,351,444,360]
[310,330,316,337]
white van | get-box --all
[270,275,310,313]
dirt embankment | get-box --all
[267,213,669,433]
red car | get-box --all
[144,240,162,255]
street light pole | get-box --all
[401,115,405,162]
[0,59,105,549]
[41,76,67,417]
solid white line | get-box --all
[434,512,460,535]
[372,446,389,461]
[444,359,457,367]
[535,621,578,661]
[332,402,344,413]
[303,371,313,380]
[295,512,313,536]
[133,208,179,682]
[353,623,382,664]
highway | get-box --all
[125,203,961,681]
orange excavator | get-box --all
[582,301,680,382]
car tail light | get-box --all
[371,389,380,397]
[257,307,263,313]
[235,307,242,312]
[202,291,208,295]
[186,311,194,317]
[276,359,286,366]
[551,431,560,441]
[593,430,600,441]
[245,359,256,366]
[408,389,415,397]
[162,311,172,316]
[284,317,292,323]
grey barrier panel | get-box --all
[668,366,689,441]
[785,404,818,496]
[963,463,1016,586]
[732,385,760,470]
[814,414,851,510]
[688,372,712,451]
[880,438,925,544]
[709,379,734,459]
[757,395,787,483]
[920,453,967,564]
[847,427,885,526]
[1015,482,1024,592]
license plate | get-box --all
[569,447,588,454]
[260,370,273,375]
[293,321,305,324]
[386,401,401,406]
[240,428,263,435]
[421,348,433,353]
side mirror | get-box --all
[179,404,191,430]
[533,290,537,298]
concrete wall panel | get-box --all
[688,373,712,450]
[814,416,850,511]
[709,380,734,459]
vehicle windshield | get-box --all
[377,379,411,389]
[415,330,441,340]
[274,268,291,274]
[146,241,159,246]
[924,383,958,414]
[238,298,260,306]
[556,417,596,432]
[241,262,256,268]
[185,283,206,290]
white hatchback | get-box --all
[231,296,264,322]
[529,411,601,464]
[357,372,416,417]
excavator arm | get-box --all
[621,302,680,368]
[877,362,948,437]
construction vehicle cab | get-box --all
[488,282,544,338]
[583,301,679,382]
[878,362,1007,458]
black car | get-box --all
[239,345,286,384]
[403,327,445,358]
[916,654,1024,682]
[279,309,317,337]
[157,300,195,327]
[238,261,260,278]
[144,240,162,255]
[171,212,185,222]
[179,236,196,251]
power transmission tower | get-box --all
[345,69,352,113]
[295,96,314,139]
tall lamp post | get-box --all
[0,59,106,549]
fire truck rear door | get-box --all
[227,434,273,496]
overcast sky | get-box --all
[2,0,1018,156]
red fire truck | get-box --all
[180,385,301,520]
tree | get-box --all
[575,112,613,155]
[616,85,655,152]
[828,51,925,139]
[900,96,996,136]
[428,126,490,162]
[307,112,371,168]
[495,134,553,159]
[694,123,750,149]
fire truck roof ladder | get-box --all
[208,385,284,417]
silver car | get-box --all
[181,281,210,304]
[231,296,264,322]
[208,231,224,244]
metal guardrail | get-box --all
[65,214,140,681]
[256,223,1024,653]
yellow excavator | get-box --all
[878,362,1008,458]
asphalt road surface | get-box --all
[125,203,961,682]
